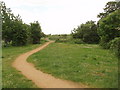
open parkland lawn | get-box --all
[2,41,118,88]
[27,42,118,88]
[2,41,46,88]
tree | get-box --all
[41,32,46,38]
[1,2,44,46]
[30,21,42,44]
[72,21,100,44]
[1,2,28,46]
[22,23,32,44]
[0,2,2,43]
[12,18,28,46]
[98,10,120,48]
[97,1,120,18]
[1,1,14,45]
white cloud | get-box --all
[3,0,111,34]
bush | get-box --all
[109,37,120,58]
[98,10,120,48]
[12,23,28,46]
[55,38,85,44]
[99,37,110,49]
[73,39,85,44]
[49,36,60,40]
[55,39,68,43]
[12,29,28,46]
[30,21,42,44]
[72,21,100,44]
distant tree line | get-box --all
[1,1,45,46]
[71,1,120,58]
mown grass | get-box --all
[27,43,118,88]
[2,40,46,88]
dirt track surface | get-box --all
[12,41,88,88]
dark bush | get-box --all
[12,29,28,46]
[72,21,100,44]
[99,36,111,49]
[73,39,85,44]
[98,10,120,49]
[109,37,120,58]
[30,21,42,44]
[55,39,68,43]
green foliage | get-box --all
[49,34,68,41]
[72,39,85,44]
[72,21,100,44]
[1,1,14,45]
[11,19,28,46]
[97,1,120,18]
[98,10,120,49]
[49,35,59,40]
[41,32,46,38]
[109,37,120,58]
[55,38,68,43]
[1,2,28,46]
[50,34,85,44]
[30,21,42,44]
[55,38,85,44]
[1,2,44,46]
[23,24,32,44]
[99,39,110,49]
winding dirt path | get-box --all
[12,41,88,88]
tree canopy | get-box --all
[72,21,100,44]
[30,21,42,44]
[1,1,44,46]
[97,1,120,18]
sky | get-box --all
[3,0,113,34]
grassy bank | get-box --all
[2,40,46,88]
[27,43,118,88]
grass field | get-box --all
[27,43,118,88]
[2,40,46,88]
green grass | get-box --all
[2,41,46,88]
[27,43,118,88]
[0,47,2,89]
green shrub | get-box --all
[109,37,120,58]
[40,39,48,43]
[55,39,68,43]
[99,41,110,49]
[30,21,42,44]
[55,38,85,44]
[72,21,100,44]
[12,29,28,46]
[98,10,120,49]
[73,39,85,44]
[49,36,59,40]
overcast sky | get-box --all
[3,0,112,34]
